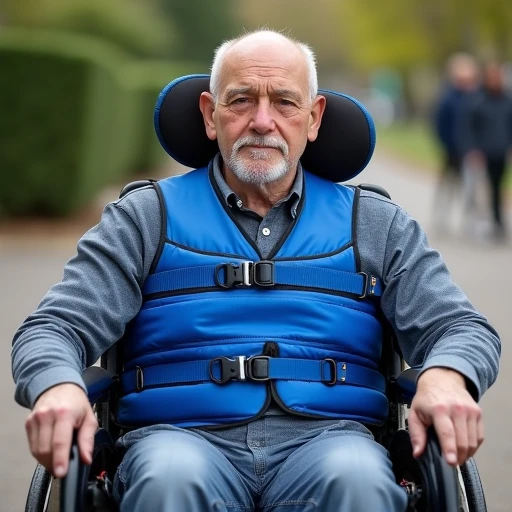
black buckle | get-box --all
[246,356,271,381]
[208,355,272,384]
[357,272,377,299]
[215,261,275,289]
[253,261,275,287]
[209,356,246,384]
[357,272,369,299]
[215,263,250,288]
[135,366,144,392]
[321,359,337,386]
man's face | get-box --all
[207,37,320,185]
[484,64,504,92]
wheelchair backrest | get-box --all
[154,74,376,182]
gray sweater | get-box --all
[12,163,500,411]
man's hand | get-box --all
[408,367,483,466]
[25,383,98,478]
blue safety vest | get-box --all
[117,165,388,428]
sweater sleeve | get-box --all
[356,191,500,400]
[11,186,161,409]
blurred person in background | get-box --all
[12,30,500,511]
[468,61,512,242]
[432,53,481,235]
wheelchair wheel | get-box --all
[388,428,459,511]
[25,464,51,512]
[460,458,487,512]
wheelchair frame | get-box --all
[24,334,487,512]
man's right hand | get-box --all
[25,383,98,478]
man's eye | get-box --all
[233,97,249,104]
[279,99,295,107]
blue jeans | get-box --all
[114,415,408,511]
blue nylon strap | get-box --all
[120,357,386,395]
[142,263,382,297]
[265,358,385,392]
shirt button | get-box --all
[262,228,271,236]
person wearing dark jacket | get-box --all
[433,53,480,233]
[469,61,512,241]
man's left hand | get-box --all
[408,367,483,466]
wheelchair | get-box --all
[24,75,487,511]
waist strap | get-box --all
[121,356,386,395]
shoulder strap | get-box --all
[119,179,156,199]
[357,183,391,200]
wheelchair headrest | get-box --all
[154,74,376,182]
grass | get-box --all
[375,121,512,189]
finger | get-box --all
[77,411,98,465]
[25,415,38,460]
[35,410,56,470]
[51,411,75,478]
[452,410,469,465]
[466,419,477,460]
[466,404,484,459]
[408,409,428,457]
[432,414,457,466]
[476,413,485,450]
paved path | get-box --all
[1,150,510,511]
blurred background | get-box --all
[0,0,511,219]
[1,1,511,511]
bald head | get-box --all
[447,53,479,91]
[210,30,318,102]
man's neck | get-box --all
[223,167,297,217]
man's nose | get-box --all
[249,100,275,134]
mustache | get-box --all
[232,136,289,156]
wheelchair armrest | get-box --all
[82,366,115,405]
[394,367,421,405]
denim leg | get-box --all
[113,430,254,511]
[260,431,408,512]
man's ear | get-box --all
[199,92,217,141]
[307,95,326,142]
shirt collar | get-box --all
[212,153,303,218]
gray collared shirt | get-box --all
[212,154,302,258]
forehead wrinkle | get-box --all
[224,86,252,102]
[272,89,303,102]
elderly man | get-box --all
[13,30,500,511]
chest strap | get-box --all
[143,260,382,299]
[121,356,386,395]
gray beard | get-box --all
[226,136,291,185]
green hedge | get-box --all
[0,28,206,217]
[121,60,207,172]
[0,28,134,216]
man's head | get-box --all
[199,30,326,186]
[483,61,505,94]
[447,53,479,92]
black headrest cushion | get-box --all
[154,74,376,182]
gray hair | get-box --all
[210,29,318,103]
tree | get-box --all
[159,0,238,63]
[1,0,173,57]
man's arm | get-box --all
[12,186,161,474]
[357,192,500,464]
[378,204,499,398]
